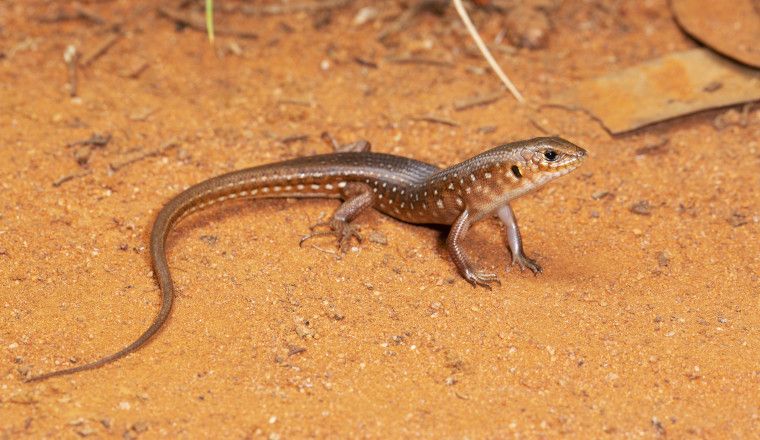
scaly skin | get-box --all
[27,136,586,382]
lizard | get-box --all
[27,136,586,382]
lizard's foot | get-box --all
[510,253,542,275]
[463,269,500,290]
[300,219,362,253]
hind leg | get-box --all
[300,183,374,252]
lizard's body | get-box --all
[28,136,586,382]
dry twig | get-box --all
[409,114,460,127]
[80,33,122,67]
[453,0,525,103]
[158,7,258,39]
[109,140,179,172]
[453,91,503,111]
[63,45,78,97]
[53,170,92,188]
[241,0,352,16]
[385,55,453,67]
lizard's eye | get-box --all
[543,149,558,161]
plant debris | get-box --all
[550,49,760,133]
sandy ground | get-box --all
[1,0,758,438]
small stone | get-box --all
[728,210,749,227]
[591,190,612,200]
[504,5,551,49]
[368,231,388,245]
[656,251,670,267]
[294,318,315,338]
[630,200,652,216]
[353,6,378,26]
[199,235,218,245]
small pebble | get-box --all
[630,200,652,216]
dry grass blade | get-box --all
[452,0,525,103]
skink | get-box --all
[28,136,586,381]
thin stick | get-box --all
[409,114,460,127]
[453,91,502,111]
[241,0,352,16]
[80,33,121,67]
[63,45,78,97]
[452,0,524,103]
[109,140,179,172]
[157,7,258,39]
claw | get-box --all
[300,219,361,253]
[511,253,542,275]
[464,270,500,289]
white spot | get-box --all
[325,183,334,190]
[400,189,405,195]
[459,178,464,185]
[262,187,270,193]
[239,191,249,197]
[465,187,472,194]
[251,189,259,195]
[311,184,320,190]
[470,174,476,181]
[456,197,464,207]
[198,202,206,209]
[447,183,455,190]
[392,187,397,192]
[388,199,393,204]
[338,181,347,188]
[228,193,237,199]
[436,199,444,209]
[433,190,438,195]
[400,202,405,208]
[378,194,383,199]
[382,183,387,188]
[373,188,377,193]
[273,186,281,192]
[484,172,492,179]
[218,196,227,202]
[297,184,305,190]
[284,186,292,191]
[422,203,428,209]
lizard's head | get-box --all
[461,137,587,214]
[512,136,587,184]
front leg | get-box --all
[496,204,541,274]
[447,210,499,289]
[300,183,374,252]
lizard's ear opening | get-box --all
[510,165,522,179]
